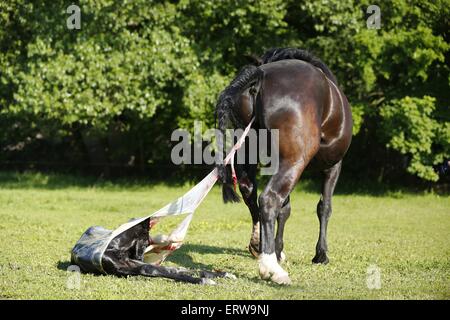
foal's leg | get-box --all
[275,196,290,263]
[162,266,236,280]
[112,262,204,284]
[117,261,222,284]
[312,160,342,264]
[258,161,306,285]
[237,164,260,258]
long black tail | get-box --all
[215,65,263,203]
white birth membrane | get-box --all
[87,118,256,271]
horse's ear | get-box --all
[244,54,263,66]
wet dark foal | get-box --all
[216,48,352,284]
[72,219,234,284]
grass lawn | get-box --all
[0,171,449,299]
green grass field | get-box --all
[0,171,449,299]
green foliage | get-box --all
[380,96,447,181]
[2,1,199,129]
[0,0,448,182]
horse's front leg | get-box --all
[258,161,305,285]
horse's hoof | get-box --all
[200,278,216,285]
[259,253,289,281]
[259,268,271,280]
[271,272,291,285]
[312,252,329,264]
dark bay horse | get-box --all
[216,48,352,284]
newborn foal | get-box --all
[71,218,234,284]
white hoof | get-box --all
[271,272,291,285]
[258,253,289,282]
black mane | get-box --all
[215,65,261,130]
[258,47,338,85]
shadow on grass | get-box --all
[1,170,445,196]
[250,173,443,197]
[166,243,249,271]
[0,170,192,191]
[57,261,72,271]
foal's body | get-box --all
[72,219,233,284]
[217,48,352,284]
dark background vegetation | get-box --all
[0,1,448,189]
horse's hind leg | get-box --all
[312,160,342,264]
[275,196,290,262]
